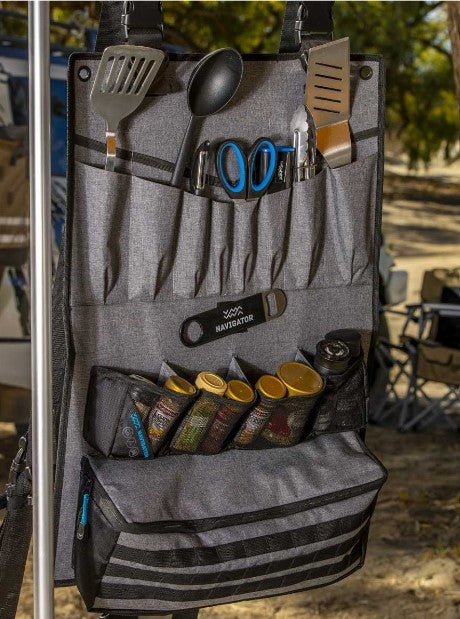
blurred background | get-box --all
[0,2,458,617]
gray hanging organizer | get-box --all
[52,1,387,615]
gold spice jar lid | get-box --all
[255,375,287,400]
[165,375,197,396]
[276,362,323,396]
[195,371,227,395]
[225,379,254,402]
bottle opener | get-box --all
[180,289,287,347]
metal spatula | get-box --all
[90,45,165,171]
[304,38,351,169]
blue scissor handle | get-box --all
[216,138,277,201]
[216,140,247,200]
[247,138,276,199]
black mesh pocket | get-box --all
[312,357,368,434]
[84,367,196,459]
[233,391,322,449]
[170,392,253,455]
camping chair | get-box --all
[397,302,460,431]
[370,305,412,424]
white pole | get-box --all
[28,1,54,617]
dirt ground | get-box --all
[2,163,460,617]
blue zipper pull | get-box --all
[77,480,92,540]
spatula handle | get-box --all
[105,132,116,172]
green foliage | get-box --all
[163,1,285,53]
[333,1,458,167]
[0,0,457,166]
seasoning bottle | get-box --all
[171,372,227,453]
[145,375,197,454]
[200,379,255,454]
[314,339,350,377]
[276,361,323,396]
[325,329,361,361]
[128,374,156,420]
[234,375,286,447]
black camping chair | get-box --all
[397,302,460,431]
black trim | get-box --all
[74,125,379,186]
[92,559,363,614]
[100,544,362,602]
[111,506,372,568]
[105,528,365,585]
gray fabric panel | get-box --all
[111,517,369,574]
[116,497,374,552]
[104,545,359,588]
[88,433,382,523]
[93,558,361,611]
[55,53,384,583]
[73,58,380,195]
[70,155,376,305]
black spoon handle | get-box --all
[171,115,199,187]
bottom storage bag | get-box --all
[74,431,387,614]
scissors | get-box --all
[216,138,277,202]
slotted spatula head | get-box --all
[304,38,351,168]
[90,45,165,170]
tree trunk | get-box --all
[447,2,460,114]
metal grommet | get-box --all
[78,66,91,82]
[359,66,373,80]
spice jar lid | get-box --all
[255,375,286,400]
[225,379,254,402]
[165,375,197,396]
[195,371,227,395]
[276,362,323,396]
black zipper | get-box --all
[89,473,384,536]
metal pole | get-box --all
[29,1,54,617]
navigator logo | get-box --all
[222,305,243,320]
[216,305,253,333]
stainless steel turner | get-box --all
[90,45,165,171]
[304,38,351,169]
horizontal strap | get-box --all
[112,505,372,569]
[100,543,362,602]
[106,524,367,585]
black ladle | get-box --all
[171,47,243,188]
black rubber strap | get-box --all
[95,1,164,51]
[279,1,334,53]
[0,434,32,619]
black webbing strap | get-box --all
[95,1,164,51]
[0,433,32,619]
[279,1,334,53]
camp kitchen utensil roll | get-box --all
[90,45,165,171]
[304,37,351,169]
[171,47,243,188]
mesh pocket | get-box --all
[312,358,367,434]
[84,367,196,459]
[234,391,321,449]
[170,393,252,455]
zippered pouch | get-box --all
[74,431,386,614]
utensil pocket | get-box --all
[322,153,378,287]
[312,357,368,434]
[84,367,196,458]
[74,431,387,614]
